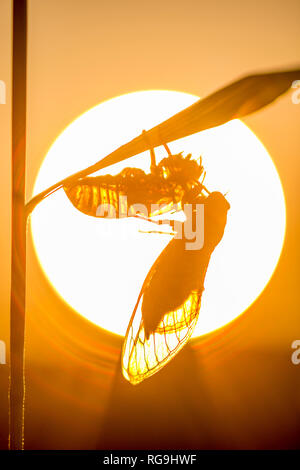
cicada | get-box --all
[63,143,207,219]
[121,190,230,384]
[64,145,229,384]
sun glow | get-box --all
[31,90,286,338]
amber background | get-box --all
[0,0,300,449]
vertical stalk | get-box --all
[9,0,27,450]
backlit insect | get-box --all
[63,141,208,220]
[64,143,230,384]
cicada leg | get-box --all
[138,229,174,236]
[133,213,177,236]
[130,213,160,224]
[163,143,172,156]
[142,130,157,175]
[150,147,157,175]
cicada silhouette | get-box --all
[64,141,229,385]
[63,142,208,220]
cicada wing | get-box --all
[122,288,202,385]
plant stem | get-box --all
[9,0,27,451]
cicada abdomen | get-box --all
[64,174,121,218]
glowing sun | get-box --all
[30,90,286,338]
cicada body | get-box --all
[122,192,230,384]
[63,152,205,219]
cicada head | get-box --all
[205,191,230,213]
[203,191,230,248]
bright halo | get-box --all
[30,90,286,338]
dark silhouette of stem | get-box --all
[9,0,27,450]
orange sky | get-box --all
[0,0,300,449]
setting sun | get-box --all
[30,90,286,339]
